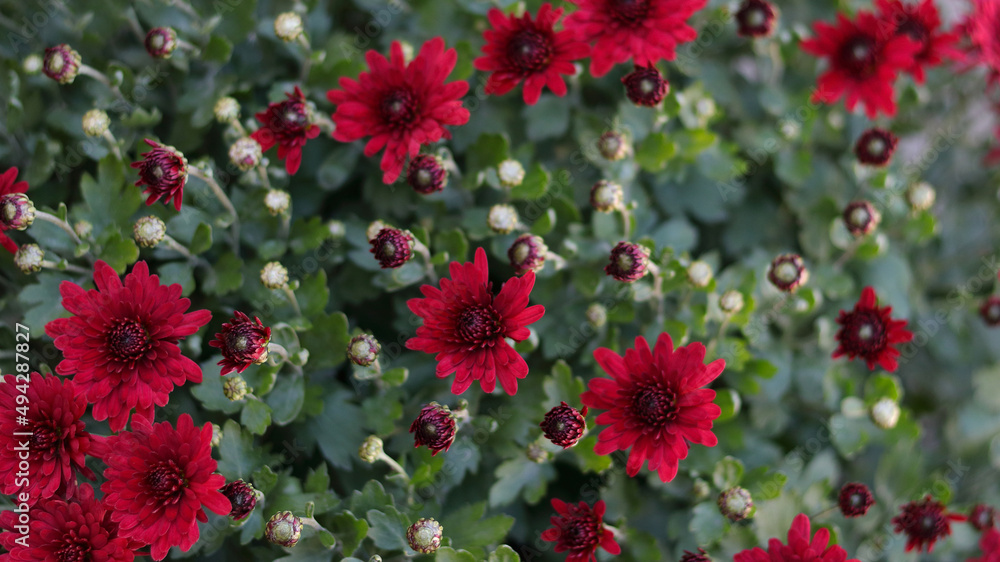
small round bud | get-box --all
[22,54,42,74]
[0,193,35,231]
[767,254,808,292]
[410,402,458,456]
[14,244,44,274]
[692,479,711,500]
[229,137,263,171]
[970,504,996,532]
[369,227,415,269]
[586,303,607,328]
[981,296,1000,327]
[407,518,443,554]
[590,180,624,212]
[870,397,900,429]
[526,442,551,463]
[718,486,753,522]
[43,44,81,84]
[265,511,302,548]
[223,375,249,401]
[407,154,448,194]
[488,204,519,234]
[508,234,548,275]
[838,482,875,517]
[133,216,166,248]
[369,557,383,562]
[366,220,389,242]
[327,220,346,238]
[260,262,289,289]
[497,159,525,188]
[348,334,381,367]
[622,66,668,107]
[74,220,93,239]
[735,0,777,37]
[144,27,178,59]
[274,12,304,42]
[214,97,241,123]
[359,435,384,463]
[687,260,713,288]
[843,201,880,236]
[263,190,291,216]
[210,423,223,448]
[597,131,629,161]
[906,182,936,212]
[854,128,897,166]
[719,290,744,314]
[540,402,588,448]
[222,479,259,521]
[82,109,110,137]
[605,242,650,283]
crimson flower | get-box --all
[327,38,470,184]
[970,527,1000,562]
[972,504,998,531]
[735,513,859,561]
[250,85,319,175]
[581,332,724,482]
[875,0,959,84]
[563,0,708,77]
[131,139,188,211]
[45,260,212,432]
[0,167,29,254]
[832,286,913,372]
[0,373,101,503]
[891,495,966,553]
[406,247,545,395]
[101,414,230,561]
[0,483,138,562]
[209,311,272,375]
[960,0,1000,88]
[801,11,921,118]
[473,3,589,105]
[540,499,621,562]
[838,482,875,517]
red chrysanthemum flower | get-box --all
[800,11,921,118]
[327,38,470,184]
[838,482,876,517]
[972,504,998,531]
[131,139,188,211]
[832,286,913,372]
[891,495,966,553]
[581,332,724,482]
[473,3,589,105]
[406,247,545,395]
[854,127,898,166]
[209,311,271,376]
[0,373,101,504]
[45,260,212,432]
[960,0,1000,88]
[735,513,859,562]
[735,0,777,38]
[100,414,230,561]
[540,499,621,562]
[875,0,959,84]
[563,0,708,77]
[0,483,138,562]
[0,167,29,254]
[409,402,458,455]
[971,527,1000,562]
[250,85,319,175]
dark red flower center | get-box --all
[457,305,503,345]
[561,513,600,550]
[839,35,878,77]
[629,381,678,427]
[507,29,552,73]
[31,422,59,452]
[278,101,308,129]
[840,310,887,356]
[144,459,187,502]
[56,542,90,562]
[381,89,419,127]
[107,320,151,360]
[897,17,927,45]
[610,0,650,25]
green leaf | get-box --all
[488,457,555,507]
[435,547,479,562]
[314,391,365,469]
[365,507,410,551]
[329,511,369,557]
[203,34,234,62]
[252,465,278,495]
[530,208,556,236]
[382,367,408,386]
[435,229,469,263]
[743,466,788,500]
[465,133,509,186]
[241,398,272,435]
[95,231,139,274]
[217,419,270,480]
[290,217,333,254]
[571,434,614,473]
[863,373,902,406]
[443,502,515,552]
[203,252,244,295]
[511,163,549,200]
[714,389,742,423]
[299,312,349,368]
[543,360,586,407]
[523,94,570,141]
[350,480,394,515]
[688,502,728,545]
[267,374,306,425]
[488,545,521,562]
[189,222,213,254]
[635,132,677,171]
[712,456,745,489]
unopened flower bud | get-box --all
[0,193,35,231]
[327,220,346,238]
[508,234,547,275]
[687,260,713,288]
[264,190,291,216]
[359,435,384,463]
[410,402,457,456]
[265,511,302,548]
[144,27,178,59]
[214,97,240,123]
[133,216,166,248]
[586,303,607,328]
[838,482,875,517]
[720,290,744,314]
[735,0,777,37]
[488,204,519,234]
[223,375,249,401]
[260,262,289,289]
[597,131,629,161]
[526,441,550,463]
[43,44,81,84]
[970,504,996,531]
[622,66,668,107]
[370,227,414,269]
[74,220,93,239]
[981,296,1000,326]
[348,334,381,367]
[14,244,44,274]
[718,486,753,522]
[870,397,900,429]
[767,254,808,292]
[274,12,304,42]
[692,479,711,500]
[497,159,525,188]
[229,137,263,171]
[906,182,935,212]
[22,54,42,74]
[681,548,712,562]
[211,423,223,448]
[854,128,897,166]
[369,557,383,562]
[843,201,880,236]
[605,242,650,283]
[407,154,447,194]
[540,402,588,448]
[407,518,443,554]
[590,180,624,212]
[82,109,110,137]
[222,479,259,521]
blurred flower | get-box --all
[970,527,1000,562]
[22,54,42,74]
[211,423,223,447]
[508,233,548,275]
[540,402,588,448]
[473,3,589,105]
[586,303,607,328]
[833,286,913,372]
[251,86,319,175]
[563,0,706,77]
[144,27,177,59]
[348,334,381,367]
[970,504,996,532]
[891,495,966,553]
[959,0,1000,88]
[718,487,754,521]
[488,204,520,234]
[843,201,881,236]
[407,154,448,194]
[229,137,263,171]
[407,518,443,554]
[0,167,30,253]
[582,333,725,482]
[498,159,525,187]
[369,227,415,268]
[221,479,258,521]
[720,290,744,314]
[605,242,650,283]
[328,38,470,184]
[274,12,304,42]
[838,482,875,517]
[734,513,857,561]
[82,108,110,137]
[131,139,189,211]
[874,0,959,84]
[681,548,711,562]
[43,43,81,84]
[735,0,777,38]
[800,11,920,118]
[870,397,901,429]
[906,181,936,211]
[45,261,211,432]
[597,130,629,161]
[621,66,669,106]
[101,414,230,560]
[264,189,291,216]
[687,260,713,287]
[210,312,271,375]
[214,96,240,122]
[410,402,457,455]
[540,499,621,561]
[767,254,808,292]
[590,180,624,212]
[980,296,1000,326]
[266,511,302,548]
[854,128,898,166]
[406,247,545,395]
[0,193,34,231]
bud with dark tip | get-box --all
[348,334,381,367]
[407,154,447,194]
[718,487,753,522]
[508,234,548,276]
[407,518,443,554]
[970,504,996,532]
[622,66,668,107]
[0,193,35,231]
[370,227,414,269]
[590,180,624,213]
[540,402,588,448]
[410,402,457,456]
[210,312,271,375]
[854,128,897,166]
[843,201,880,236]
[767,253,808,292]
[265,511,302,548]
[838,482,875,517]
[133,216,166,248]
[735,0,777,37]
[43,44,81,84]
[221,479,259,521]
[229,137,263,171]
[597,131,629,161]
[605,242,650,283]
[145,27,178,59]
[681,548,712,562]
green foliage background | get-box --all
[1,0,1000,560]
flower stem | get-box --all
[833,238,863,270]
[189,167,240,254]
[268,342,290,365]
[41,260,90,275]
[162,234,194,258]
[413,239,438,283]
[101,130,123,161]
[706,316,731,361]
[34,211,84,247]
[809,505,839,520]
[620,207,632,239]
[377,451,410,482]
[282,287,302,317]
